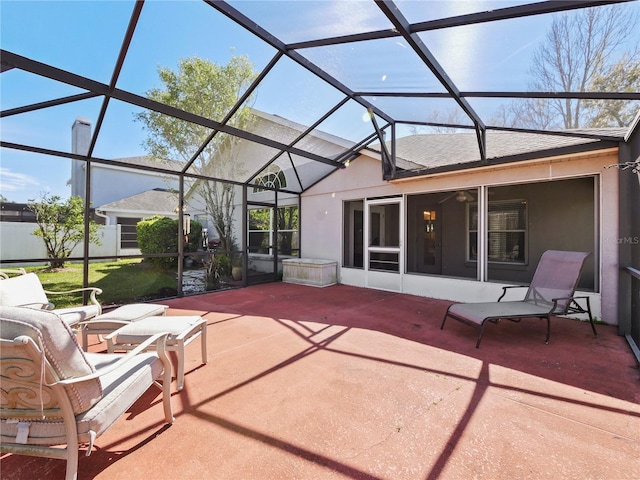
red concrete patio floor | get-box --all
[2,282,639,479]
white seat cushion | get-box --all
[94,304,167,322]
[114,316,204,342]
[0,273,49,309]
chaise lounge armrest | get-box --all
[498,285,528,302]
[15,301,56,310]
[77,317,130,331]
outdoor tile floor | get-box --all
[2,282,639,479]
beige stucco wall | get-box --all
[302,147,621,324]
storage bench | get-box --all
[282,258,337,287]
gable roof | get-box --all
[96,188,178,215]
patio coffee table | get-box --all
[105,315,207,391]
[81,303,168,350]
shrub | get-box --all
[137,216,202,269]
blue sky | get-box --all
[1,1,637,203]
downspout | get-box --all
[177,176,185,297]
[95,209,110,225]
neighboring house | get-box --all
[69,118,182,213]
[95,188,180,250]
[301,123,639,326]
[70,117,182,212]
[69,117,185,251]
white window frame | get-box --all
[468,198,528,265]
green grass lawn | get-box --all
[26,259,177,308]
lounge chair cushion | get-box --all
[0,273,50,309]
[0,306,102,414]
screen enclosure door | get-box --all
[365,197,403,292]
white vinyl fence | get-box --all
[0,222,121,265]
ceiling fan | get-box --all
[438,190,475,204]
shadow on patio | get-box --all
[2,282,639,479]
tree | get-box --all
[497,4,638,129]
[584,54,640,127]
[421,108,468,133]
[135,55,258,253]
[28,194,101,269]
[489,99,556,130]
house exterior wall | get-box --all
[71,161,178,211]
[618,126,640,342]
[301,147,621,324]
[90,165,178,209]
[99,210,175,227]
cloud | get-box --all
[0,167,39,192]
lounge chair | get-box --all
[0,272,102,327]
[441,250,597,348]
[0,305,174,480]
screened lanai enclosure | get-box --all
[1,0,638,337]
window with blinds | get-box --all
[117,217,141,249]
[468,200,527,264]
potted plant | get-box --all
[231,264,242,281]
